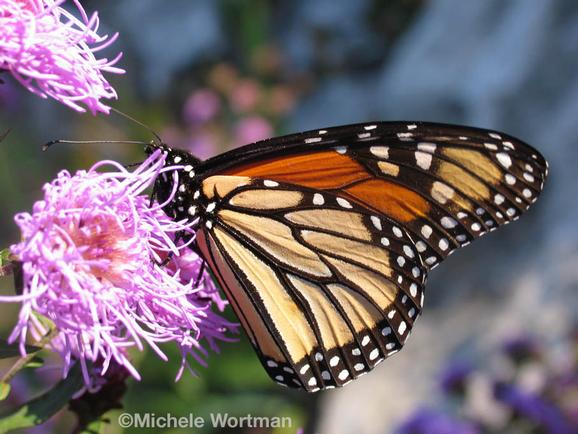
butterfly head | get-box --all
[146,141,203,221]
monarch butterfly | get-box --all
[147,121,548,392]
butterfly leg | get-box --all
[192,260,207,288]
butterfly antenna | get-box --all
[42,139,149,151]
[109,107,163,144]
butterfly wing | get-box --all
[203,122,548,270]
[190,122,548,391]
[196,176,426,391]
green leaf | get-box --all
[0,340,42,360]
[0,249,10,266]
[23,356,44,369]
[0,363,83,433]
[0,383,10,401]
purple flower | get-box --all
[440,360,474,396]
[494,383,574,434]
[0,0,124,114]
[229,79,261,113]
[501,334,541,363]
[1,150,237,387]
[234,115,273,145]
[183,88,220,125]
[396,408,480,434]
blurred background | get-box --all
[1,0,578,433]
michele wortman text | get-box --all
[117,412,293,430]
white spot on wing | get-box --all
[403,245,415,258]
[305,137,322,144]
[415,151,433,170]
[523,172,535,182]
[416,241,427,252]
[421,225,433,239]
[439,238,449,251]
[370,146,389,159]
[505,174,516,185]
[313,193,325,205]
[441,216,458,229]
[496,152,512,168]
[483,143,498,152]
[336,197,352,208]
[417,142,436,153]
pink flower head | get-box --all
[234,115,273,145]
[2,150,237,387]
[183,88,220,125]
[0,0,124,114]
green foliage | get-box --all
[0,363,83,433]
[0,249,9,267]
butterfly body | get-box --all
[148,121,548,392]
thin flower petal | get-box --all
[3,150,238,387]
[0,0,124,114]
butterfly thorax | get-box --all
[146,143,208,225]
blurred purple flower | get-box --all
[183,88,220,125]
[501,334,541,363]
[234,115,273,145]
[440,360,473,396]
[494,383,573,434]
[0,0,124,114]
[1,150,236,387]
[229,79,260,112]
[185,130,218,160]
[396,408,480,434]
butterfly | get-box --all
[147,121,548,392]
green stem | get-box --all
[0,328,57,385]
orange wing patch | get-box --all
[223,150,429,223]
[345,179,430,223]
[223,150,371,189]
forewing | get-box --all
[209,122,548,270]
